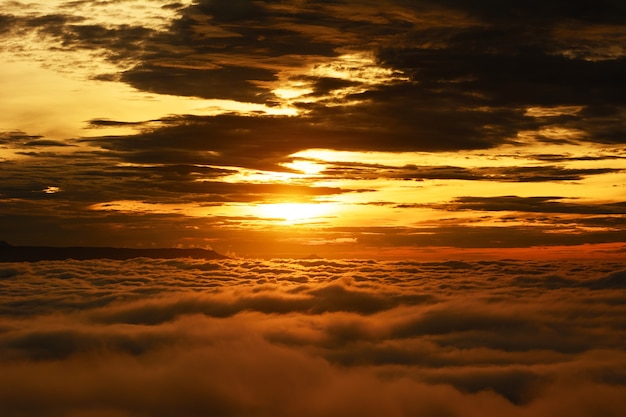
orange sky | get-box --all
[1,0,625,258]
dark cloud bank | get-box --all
[1,258,625,416]
[84,0,626,161]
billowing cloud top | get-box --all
[1,258,625,416]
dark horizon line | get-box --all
[0,242,228,262]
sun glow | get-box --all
[256,202,336,224]
[274,86,313,100]
[280,160,327,175]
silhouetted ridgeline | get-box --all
[0,242,227,262]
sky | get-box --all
[1,0,626,258]
[1,257,625,416]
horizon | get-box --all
[2,240,623,261]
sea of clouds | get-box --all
[1,257,625,417]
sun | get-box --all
[280,159,326,175]
[256,202,334,224]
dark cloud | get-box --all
[421,0,626,23]
[120,63,277,103]
[0,147,348,206]
[300,76,362,97]
[321,162,621,182]
[369,1,626,146]
[440,196,626,215]
[586,270,626,290]
[342,224,626,249]
[0,13,18,34]
[0,266,24,279]
[3,0,342,102]
[0,131,44,144]
[87,119,149,128]
[532,153,626,163]
[399,44,618,121]
[83,104,530,172]
[5,0,626,147]
[21,139,72,147]
[193,0,268,23]
[7,0,626,159]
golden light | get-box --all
[0,0,297,141]
[6,0,196,31]
[255,203,336,224]
[280,160,326,175]
[274,86,313,100]
[310,53,407,85]
[0,51,292,141]
[524,106,583,117]
[266,52,409,112]
[43,186,61,194]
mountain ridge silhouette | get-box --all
[0,244,227,262]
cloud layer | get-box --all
[1,258,625,416]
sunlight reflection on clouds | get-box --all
[0,258,624,416]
